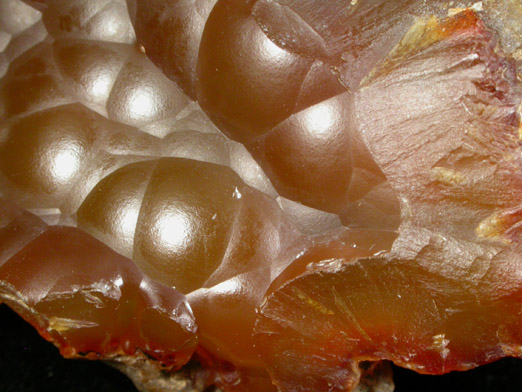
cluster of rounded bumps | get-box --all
[0,1,521,391]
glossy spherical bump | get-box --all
[106,53,190,129]
[1,2,522,392]
[196,0,313,141]
[0,104,94,208]
[1,43,71,117]
[79,157,253,294]
[52,39,128,109]
[133,158,246,293]
[42,0,135,43]
[132,0,218,98]
[252,92,355,213]
[77,160,157,259]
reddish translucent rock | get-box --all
[134,0,403,225]
[41,0,136,43]
[129,0,218,99]
[76,154,307,390]
[254,10,522,392]
[0,199,198,369]
[1,3,311,389]
[0,0,45,77]
[0,26,278,222]
[1,1,521,392]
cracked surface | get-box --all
[1,1,522,392]
[0,198,197,369]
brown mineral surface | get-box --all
[0,0,521,391]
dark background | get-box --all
[2,304,522,392]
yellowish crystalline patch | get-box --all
[431,167,467,186]
[47,316,98,332]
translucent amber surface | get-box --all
[0,198,197,368]
[0,1,521,392]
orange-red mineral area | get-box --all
[0,198,197,367]
[0,0,521,391]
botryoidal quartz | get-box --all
[0,1,521,391]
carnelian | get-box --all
[1,1,521,392]
[254,10,522,392]
[0,198,197,369]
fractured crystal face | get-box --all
[0,0,521,391]
[0,198,197,368]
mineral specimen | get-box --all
[0,0,521,391]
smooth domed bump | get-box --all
[132,157,245,293]
[0,43,72,118]
[251,92,354,213]
[52,39,131,113]
[132,0,218,99]
[77,159,157,259]
[196,0,313,142]
[106,48,190,132]
[42,0,135,43]
[0,104,96,209]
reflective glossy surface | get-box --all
[255,11,522,392]
[0,198,197,369]
[1,1,521,392]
